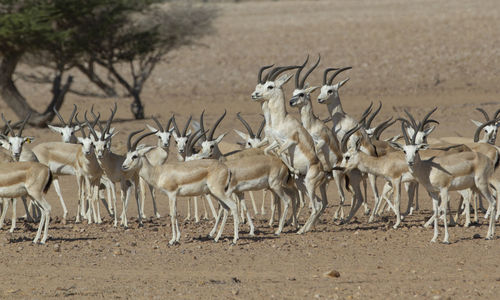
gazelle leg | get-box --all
[184,198,192,221]
[209,206,224,238]
[201,195,209,220]
[332,171,346,221]
[214,208,228,243]
[440,189,450,244]
[205,194,217,220]
[0,198,9,229]
[430,192,440,243]
[9,198,16,232]
[167,194,178,245]
[261,189,267,215]
[194,196,199,223]
[393,179,402,229]
[139,177,148,219]
[53,178,68,223]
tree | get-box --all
[0,0,217,126]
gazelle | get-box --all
[139,116,175,219]
[0,161,53,244]
[171,115,192,161]
[316,67,380,217]
[86,105,144,228]
[251,64,327,234]
[48,105,80,143]
[121,130,239,245]
[390,122,497,243]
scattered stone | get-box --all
[113,249,122,256]
[115,242,120,247]
[231,277,241,283]
[232,289,239,296]
[53,244,61,252]
[473,233,481,239]
[130,241,137,247]
[323,270,341,278]
[153,245,159,249]
[288,277,296,281]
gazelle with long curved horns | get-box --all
[139,115,175,219]
[86,103,144,227]
[49,105,80,143]
[121,130,239,245]
[316,66,380,218]
[289,55,360,222]
[251,64,326,234]
[171,115,192,161]
[390,116,497,243]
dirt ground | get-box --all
[1,0,500,299]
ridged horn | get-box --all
[236,112,255,138]
[327,67,352,85]
[208,110,226,140]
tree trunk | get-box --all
[131,91,145,119]
[0,53,71,127]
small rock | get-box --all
[288,277,296,281]
[473,233,481,239]
[130,242,137,247]
[232,289,239,296]
[53,244,61,252]
[113,249,122,256]
[17,246,23,251]
[153,245,159,249]
[323,270,341,278]
[115,242,120,247]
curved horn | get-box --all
[171,116,181,136]
[236,112,255,138]
[1,114,15,137]
[90,105,104,133]
[186,129,205,157]
[365,101,382,128]
[359,102,373,125]
[398,118,411,144]
[152,116,164,132]
[268,65,300,81]
[403,109,418,129]
[208,110,226,140]
[258,64,274,84]
[494,108,500,120]
[74,113,86,139]
[476,107,490,121]
[300,54,320,89]
[132,130,156,151]
[127,129,144,151]
[53,107,66,126]
[373,117,396,140]
[68,104,77,126]
[323,68,338,85]
[199,111,206,141]
[183,115,192,137]
[257,118,266,139]
[295,55,310,88]
[103,102,117,136]
[341,124,361,152]
[474,119,497,142]
[420,107,438,127]
[327,66,352,85]
[165,115,173,132]
[17,112,31,137]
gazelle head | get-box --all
[471,107,500,144]
[317,67,352,104]
[391,116,431,167]
[147,115,174,149]
[289,55,320,108]
[234,112,265,148]
[251,65,298,102]
[73,114,97,155]
[48,105,80,143]
[0,113,33,161]
[399,108,439,145]
[197,110,227,159]
[122,129,156,172]
[87,103,117,159]
[184,129,208,161]
[171,115,192,156]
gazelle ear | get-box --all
[389,141,405,151]
[172,131,179,139]
[471,119,483,127]
[185,129,192,137]
[234,129,249,141]
[275,73,294,88]
[24,136,35,144]
[137,145,155,156]
[48,125,62,133]
[146,124,158,133]
[338,78,350,88]
[305,86,320,94]
[424,125,436,136]
[215,132,228,144]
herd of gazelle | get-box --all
[0,55,499,245]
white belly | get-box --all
[49,162,75,175]
[233,177,269,193]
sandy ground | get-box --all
[1,0,500,299]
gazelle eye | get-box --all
[210,145,214,149]
[267,86,274,90]
[132,155,138,159]
[299,93,304,97]
[328,90,333,94]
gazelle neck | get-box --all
[298,100,316,131]
[267,90,287,127]
[327,93,345,116]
